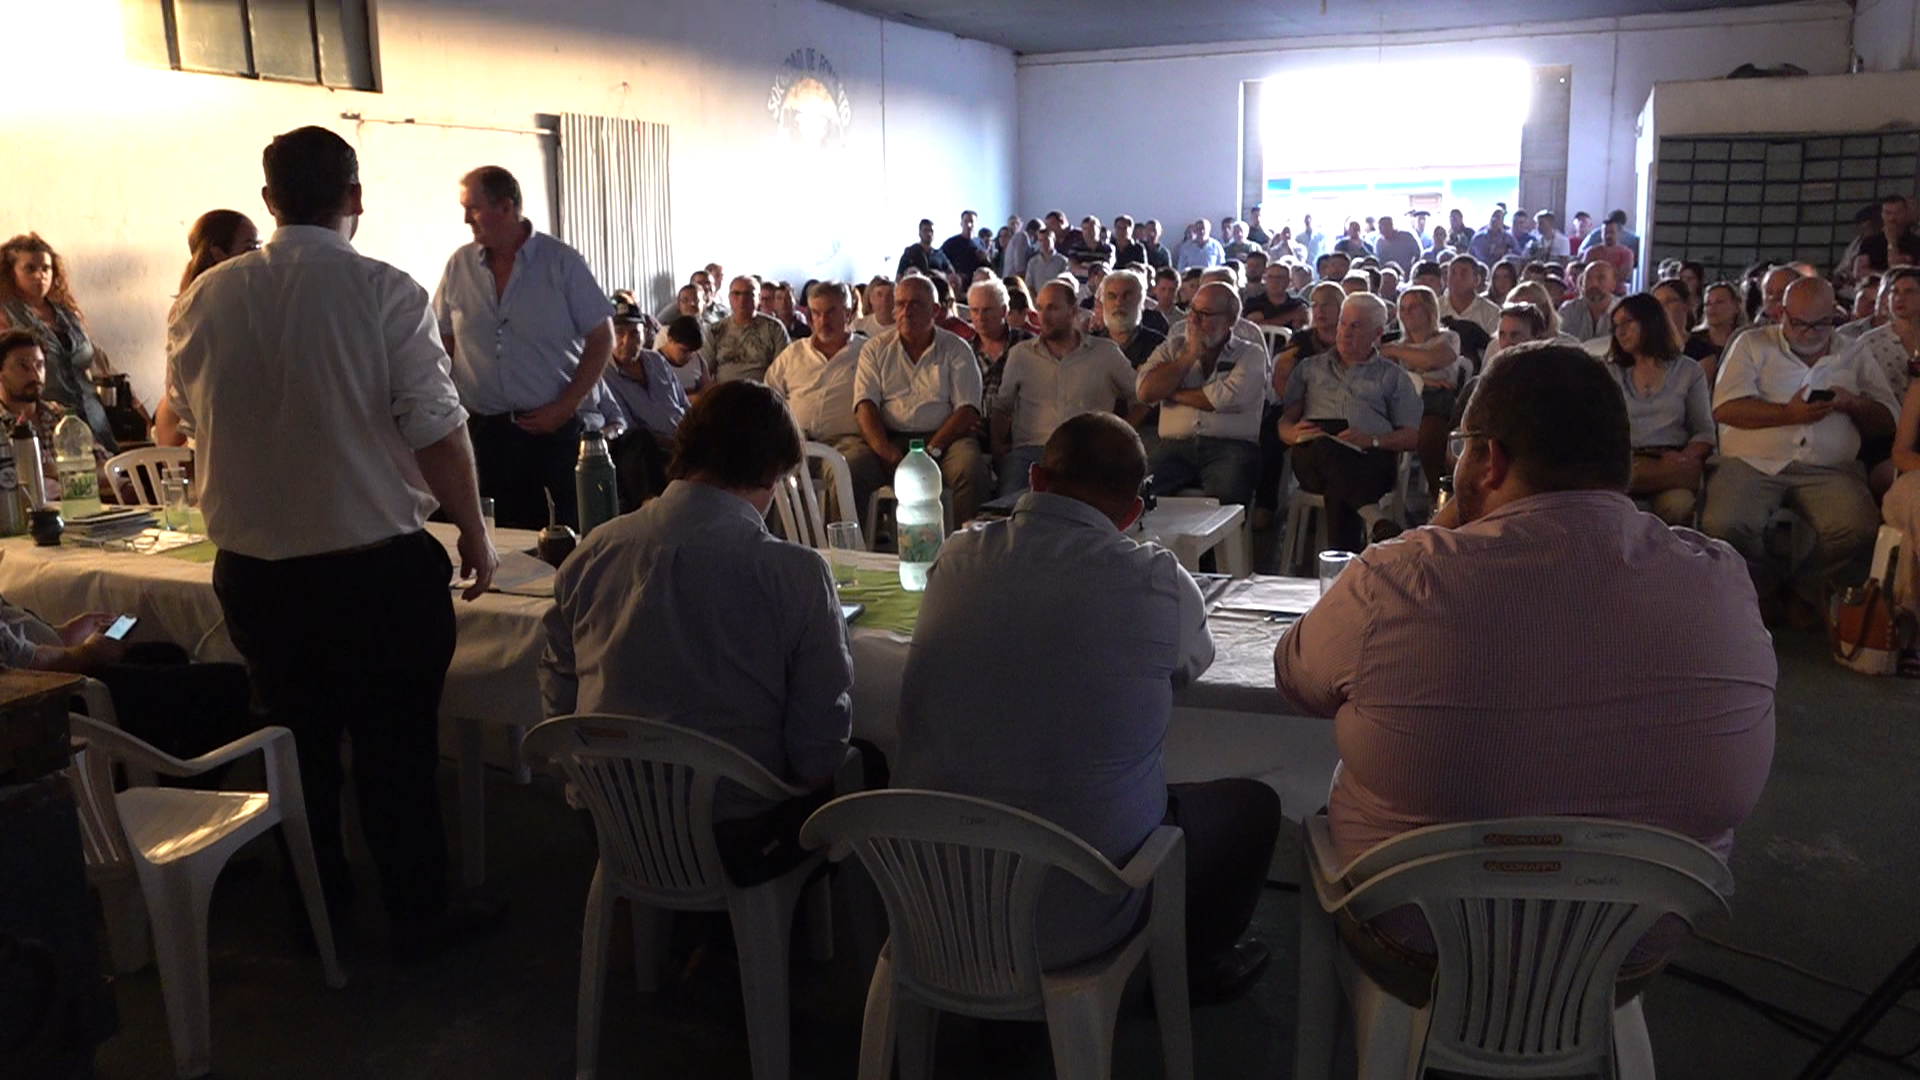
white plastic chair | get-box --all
[773,442,866,551]
[1282,491,1328,576]
[521,714,843,1080]
[806,441,864,545]
[67,716,343,1079]
[104,446,193,507]
[1294,814,1732,1080]
[799,789,1193,1080]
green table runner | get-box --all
[836,570,922,636]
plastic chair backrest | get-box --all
[67,722,133,874]
[804,442,860,529]
[522,715,809,906]
[772,466,829,550]
[104,447,193,508]
[798,789,1134,1013]
[1328,817,1730,1075]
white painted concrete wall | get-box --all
[1856,0,1920,72]
[1015,2,1850,248]
[13,0,1016,405]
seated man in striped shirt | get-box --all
[1275,343,1776,1001]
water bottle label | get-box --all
[898,521,943,564]
[0,463,15,493]
[61,467,96,502]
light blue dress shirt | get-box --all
[601,350,690,438]
[432,229,614,415]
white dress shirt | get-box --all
[1439,292,1503,337]
[1713,325,1900,475]
[1138,334,1270,442]
[995,334,1138,449]
[431,228,613,415]
[852,327,982,433]
[766,333,865,440]
[166,227,467,560]
[896,491,1212,967]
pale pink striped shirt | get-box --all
[1275,490,1777,868]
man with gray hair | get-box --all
[968,276,1030,421]
[1137,282,1271,506]
[766,280,881,518]
[852,274,992,522]
[434,164,613,529]
[1277,292,1423,551]
[992,280,1140,497]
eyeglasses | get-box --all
[1189,307,1232,321]
[1447,429,1486,461]
[1785,316,1843,332]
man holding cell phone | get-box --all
[1704,277,1899,627]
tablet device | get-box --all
[1306,417,1349,435]
[840,602,866,624]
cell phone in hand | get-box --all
[102,615,137,641]
[1306,417,1349,435]
[1807,389,1836,403]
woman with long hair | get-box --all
[0,232,122,451]
[1606,291,1714,525]
[1485,258,1520,304]
[1688,281,1746,388]
[1504,280,1565,341]
[156,211,261,445]
[1380,284,1464,493]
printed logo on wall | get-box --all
[769,48,853,267]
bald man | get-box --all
[898,412,1280,1002]
[1704,277,1899,625]
[1136,282,1272,506]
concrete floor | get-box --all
[88,594,1920,1078]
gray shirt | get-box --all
[1609,357,1715,451]
[432,229,614,415]
[1283,350,1423,436]
[896,492,1213,968]
[0,598,58,670]
[708,313,791,384]
[1558,296,1617,343]
[540,480,853,819]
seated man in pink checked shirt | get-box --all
[1275,342,1776,1001]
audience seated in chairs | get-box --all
[897,412,1280,1003]
[1605,292,1717,527]
[1276,342,1776,995]
[990,280,1140,498]
[1138,282,1270,507]
[600,294,686,512]
[764,281,878,522]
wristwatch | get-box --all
[1369,435,1380,450]
[928,445,945,461]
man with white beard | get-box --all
[1095,270,1168,453]
[993,280,1140,498]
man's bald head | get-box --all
[1031,413,1147,529]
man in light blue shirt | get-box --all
[433,166,614,529]
[1175,220,1225,271]
[897,412,1280,1000]
[600,296,688,509]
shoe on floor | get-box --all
[391,895,509,964]
[1187,939,1271,1006]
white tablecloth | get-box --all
[0,529,1339,819]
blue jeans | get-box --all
[1148,437,1260,507]
[996,445,1046,499]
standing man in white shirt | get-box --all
[765,280,880,520]
[991,280,1140,497]
[168,126,501,961]
[1137,282,1270,506]
[851,274,992,522]
[433,165,614,530]
[1703,277,1897,624]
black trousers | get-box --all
[212,531,456,924]
[1291,439,1400,552]
[89,642,257,763]
[1165,778,1282,960]
[1255,403,1289,512]
[470,412,582,531]
[610,430,673,514]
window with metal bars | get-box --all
[123,0,377,91]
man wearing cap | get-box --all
[434,165,613,530]
[600,294,688,509]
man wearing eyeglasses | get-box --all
[1703,277,1899,626]
[1136,282,1271,506]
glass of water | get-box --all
[826,522,863,588]
[1318,549,1355,595]
[161,477,191,532]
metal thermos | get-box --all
[574,429,619,537]
[0,436,24,536]
[10,421,43,511]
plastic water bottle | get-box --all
[895,440,945,591]
[53,414,100,520]
[574,429,619,536]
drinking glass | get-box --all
[826,522,863,587]
[1318,549,1355,595]
[480,497,497,545]
[161,477,191,532]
